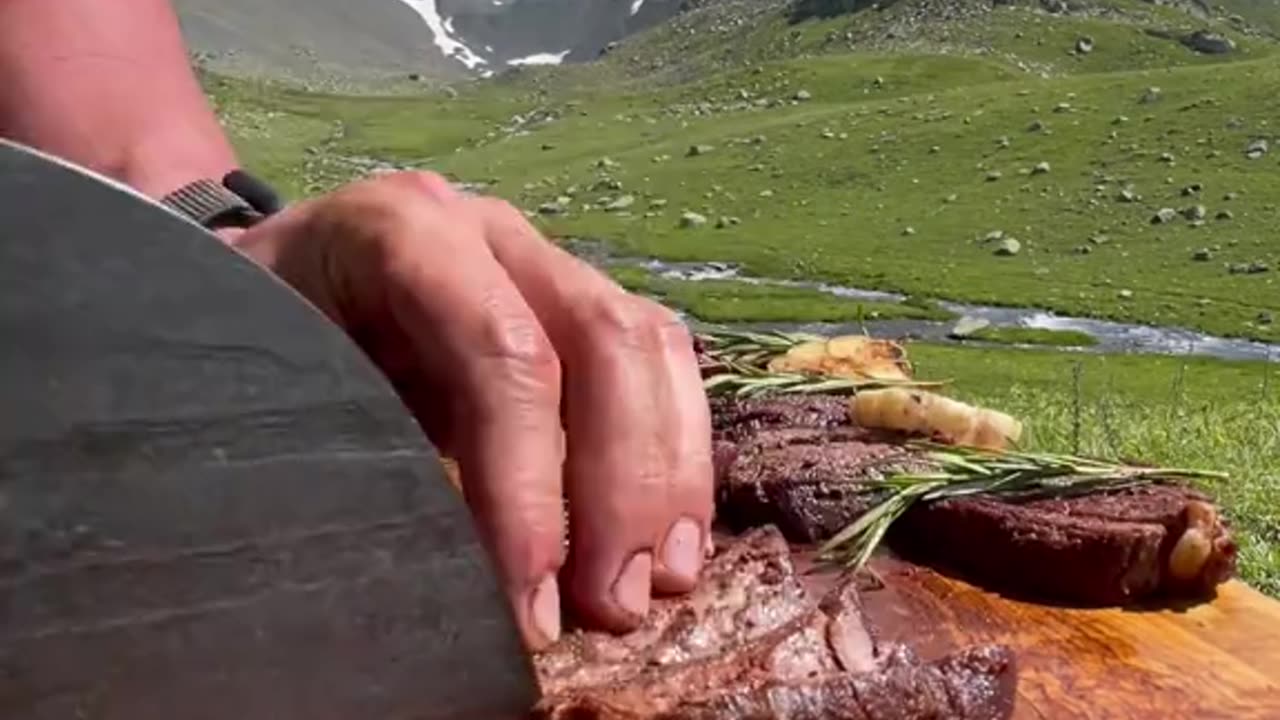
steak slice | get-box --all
[892,486,1238,606]
[533,528,1017,720]
[659,645,1016,720]
[710,396,852,441]
[535,526,813,696]
[714,427,931,544]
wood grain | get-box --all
[802,553,1280,719]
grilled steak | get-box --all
[658,645,1016,720]
[710,395,851,441]
[892,486,1238,606]
[535,526,813,696]
[533,527,1017,720]
[708,395,1238,606]
[715,427,930,543]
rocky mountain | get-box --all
[176,0,686,84]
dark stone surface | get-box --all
[0,141,537,720]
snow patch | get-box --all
[507,49,571,66]
[397,0,489,70]
[631,0,645,15]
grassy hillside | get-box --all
[206,0,1280,593]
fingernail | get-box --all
[612,553,652,619]
[530,574,561,645]
[661,518,705,583]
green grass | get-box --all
[966,326,1099,347]
[493,55,1280,344]
[608,266,952,323]
[909,343,1280,596]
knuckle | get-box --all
[579,293,677,354]
[478,306,562,385]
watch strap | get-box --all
[160,178,264,230]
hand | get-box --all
[231,171,715,651]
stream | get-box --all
[563,239,1280,364]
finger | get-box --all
[317,179,569,651]
[471,198,714,630]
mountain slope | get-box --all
[176,0,686,86]
[175,0,449,85]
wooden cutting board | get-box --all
[801,552,1280,719]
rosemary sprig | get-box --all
[695,328,823,368]
[696,327,945,397]
[816,442,1229,571]
[703,367,946,398]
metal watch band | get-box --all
[160,178,264,230]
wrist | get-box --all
[118,138,240,203]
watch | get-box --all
[160,170,282,230]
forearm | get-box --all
[0,0,238,201]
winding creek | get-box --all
[564,239,1280,364]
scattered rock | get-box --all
[679,211,707,229]
[1089,233,1110,245]
[1031,161,1051,175]
[1192,248,1213,261]
[537,201,568,216]
[1139,87,1162,104]
[1117,187,1140,203]
[1118,289,1134,300]
[1245,139,1269,159]
[1152,208,1178,224]
[1112,115,1129,125]
[649,198,669,208]
[996,136,1011,148]
[1182,205,1207,221]
[949,316,991,338]
[986,170,1003,182]
[1224,191,1239,201]
[1182,30,1236,55]
[759,189,775,198]
[983,230,1006,243]
[1158,152,1176,164]
[596,157,620,169]
[715,216,740,229]
[1229,261,1271,275]
[1053,102,1072,114]
[929,145,942,154]
[1075,36,1094,54]
[1181,183,1202,196]
[1215,209,1234,220]
[603,195,636,212]
[1258,311,1274,326]
[794,89,812,102]
[686,144,715,157]
[902,226,917,236]
[1028,119,1046,132]
[994,238,1021,256]
[541,143,556,151]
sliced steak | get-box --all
[892,486,1238,606]
[714,427,931,544]
[533,528,1016,720]
[535,526,813,696]
[660,645,1016,720]
[710,395,852,441]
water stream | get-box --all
[564,239,1280,364]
